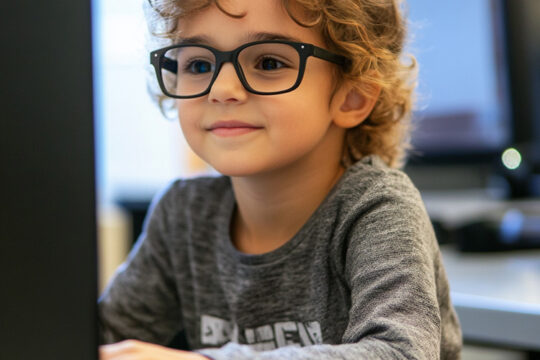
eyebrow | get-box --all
[176,32,303,47]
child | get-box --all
[99,0,462,359]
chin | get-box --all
[212,164,259,178]
[210,159,273,178]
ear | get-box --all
[331,82,381,129]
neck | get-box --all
[230,152,345,254]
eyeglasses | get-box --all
[150,40,347,99]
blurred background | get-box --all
[93,0,540,359]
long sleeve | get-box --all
[340,178,452,358]
[98,189,183,345]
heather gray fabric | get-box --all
[99,155,462,359]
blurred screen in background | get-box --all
[407,0,509,157]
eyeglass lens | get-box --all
[160,43,301,97]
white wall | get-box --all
[93,0,211,207]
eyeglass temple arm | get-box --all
[161,56,178,74]
[312,46,347,66]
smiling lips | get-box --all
[207,120,263,137]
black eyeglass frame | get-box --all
[150,40,347,99]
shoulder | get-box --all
[330,155,437,263]
[156,175,231,205]
[334,155,424,215]
[333,156,439,277]
[162,175,231,204]
[144,175,233,228]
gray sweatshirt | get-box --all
[99,155,462,359]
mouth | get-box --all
[207,120,263,137]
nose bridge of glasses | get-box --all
[211,48,247,87]
[213,48,242,74]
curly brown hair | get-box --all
[145,0,417,168]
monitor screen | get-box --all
[407,0,510,158]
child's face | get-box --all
[176,0,346,177]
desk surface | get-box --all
[441,245,540,351]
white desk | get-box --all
[441,245,540,351]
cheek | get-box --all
[177,100,200,131]
[176,100,189,124]
[176,100,205,152]
[261,95,335,158]
[268,90,332,131]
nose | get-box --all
[208,62,248,104]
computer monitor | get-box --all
[0,1,98,360]
[405,0,539,197]
[407,0,509,159]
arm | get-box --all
[98,189,183,345]
[339,183,443,359]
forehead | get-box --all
[176,0,324,49]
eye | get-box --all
[186,60,214,74]
[257,57,286,71]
